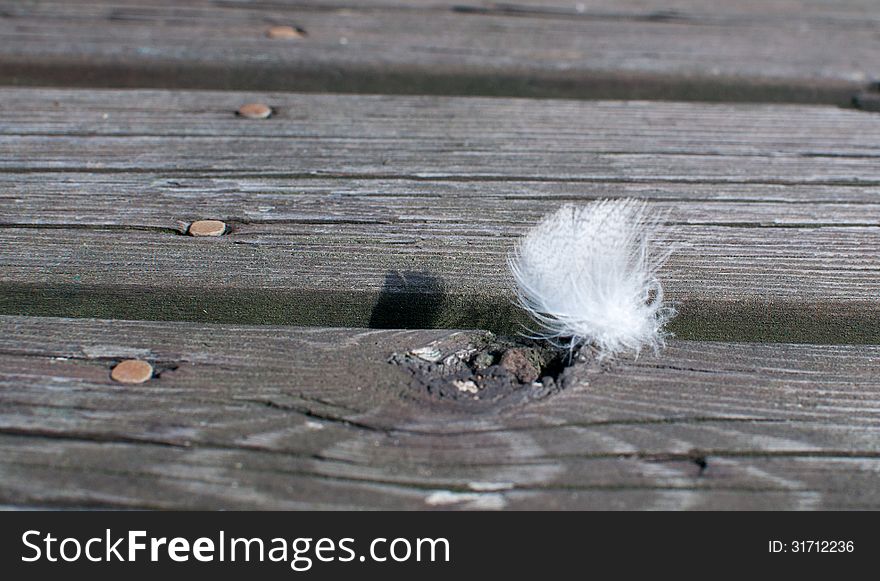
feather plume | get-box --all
[508,199,675,358]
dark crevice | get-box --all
[631,363,727,375]
[669,221,880,229]
[692,454,709,476]
[3,281,880,344]
[0,222,184,235]
[4,167,880,188]
[0,60,865,108]
[0,426,190,449]
[451,4,694,25]
[6,136,880,159]
[244,398,388,434]
[230,217,396,226]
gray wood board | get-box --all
[0,0,878,103]
[1,88,879,342]
[2,315,880,509]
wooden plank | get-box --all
[4,88,880,177]
[0,0,877,103]
[1,88,879,342]
[2,315,880,509]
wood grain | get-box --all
[0,0,877,103]
[2,315,880,509]
[1,88,879,342]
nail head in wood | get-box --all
[236,103,273,119]
[111,359,154,384]
[188,220,227,237]
[266,25,305,40]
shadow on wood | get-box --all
[369,271,446,329]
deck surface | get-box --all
[1,0,879,509]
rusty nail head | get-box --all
[266,25,304,39]
[188,220,227,237]
[111,359,154,384]
[237,103,273,119]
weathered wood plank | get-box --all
[1,88,879,341]
[4,89,880,178]
[0,0,877,103]
[2,315,880,509]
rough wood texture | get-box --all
[1,0,877,104]
[1,88,879,342]
[2,315,879,510]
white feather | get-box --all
[508,199,675,357]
